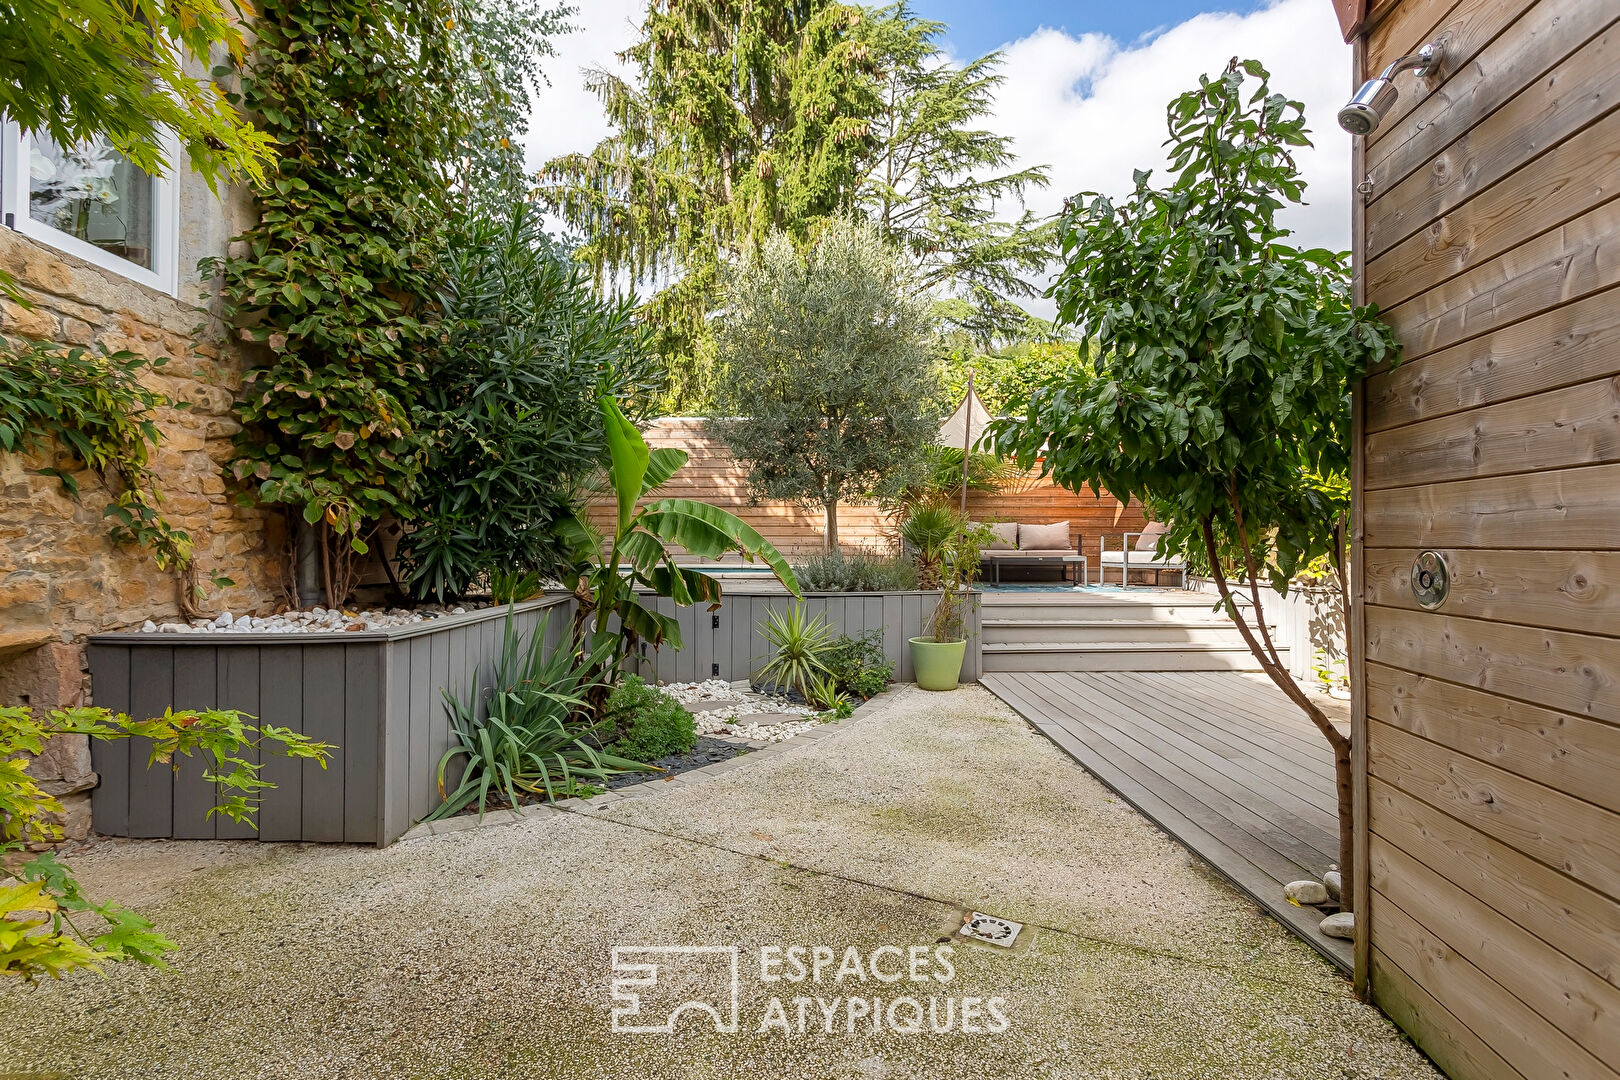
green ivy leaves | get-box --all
[206,0,472,555]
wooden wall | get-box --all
[1350,0,1620,1077]
[587,418,1146,560]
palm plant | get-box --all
[427,613,650,820]
[924,521,992,643]
[753,603,834,703]
[900,505,961,589]
[884,445,1020,517]
[555,396,802,698]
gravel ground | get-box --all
[0,685,1440,1080]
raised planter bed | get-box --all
[86,595,571,846]
[628,588,981,685]
[85,587,981,848]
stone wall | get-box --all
[0,180,284,838]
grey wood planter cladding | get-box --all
[628,590,981,685]
[86,596,571,847]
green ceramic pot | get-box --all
[909,636,967,691]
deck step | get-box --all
[980,640,1280,672]
[982,618,1265,645]
[978,596,1246,623]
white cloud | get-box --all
[988,0,1355,313]
[519,0,643,175]
[520,0,1355,315]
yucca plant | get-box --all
[427,612,652,821]
[754,603,835,703]
[488,567,545,605]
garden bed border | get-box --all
[85,587,977,847]
[86,596,570,847]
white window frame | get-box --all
[0,120,180,296]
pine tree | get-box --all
[859,3,1055,344]
[540,1,881,408]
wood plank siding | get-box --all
[1349,0,1620,1075]
[584,418,1147,560]
[631,589,982,685]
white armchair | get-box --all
[1098,522,1186,587]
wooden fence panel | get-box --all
[583,417,1148,559]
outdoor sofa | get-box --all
[975,520,1087,584]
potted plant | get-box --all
[905,512,988,690]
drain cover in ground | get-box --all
[958,911,1023,948]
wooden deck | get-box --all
[981,670,1351,970]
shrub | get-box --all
[792,552,918,592]
[824,632,894,700]
[603,677,697,763]
[401,206,660,602]
[2,704,329,979]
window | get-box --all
[1,122,179,294]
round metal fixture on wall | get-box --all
[1412,550,1449,610]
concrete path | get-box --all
[0,686,1440,1080]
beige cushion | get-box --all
[974,521,1018,550]
[1134,522,1168,552]
[1018,521,1070,551]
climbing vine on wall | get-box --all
[203,0,460,607]
[0,339,220,615]
[206,0,568,608]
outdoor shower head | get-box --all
[1337,41,1445,136]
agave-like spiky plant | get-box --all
[427,612,652,820]
[753,603,834,703]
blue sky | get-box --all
[913,0,1272,57]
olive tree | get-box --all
[988,60,1398,912]
[711,217,941,550]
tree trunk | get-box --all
[1201,516,1356,912]
[294,517,322,609]
[319,523,336,610]
[824,499,839,553]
